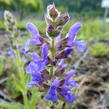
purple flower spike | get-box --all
[67,23,82,42]
[26,23,41,45]
[45,79,60,102]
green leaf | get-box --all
[0,102,24,109]
[15,79,26,93]
[28,88,41,109]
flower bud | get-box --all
[55,26,63,36]
[47,24,54,35]
[47,4,59,20]
[56,13,70,26]
[4,10,16,25]
[47,24,63,37]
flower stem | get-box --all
[50,38,55,77]
[14,39,28,107]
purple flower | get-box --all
[45,79,60,102]
[26,43,48,72]
[65,70,76,82]
[72,40,87,52]
[65,92,76,104]
[7,48,15,58]
[67,23,86,52]
[59,70,78,103]
[20,39,31,54]
[26,43,49,87]
[26,23,41,45]
[60,85,76,104]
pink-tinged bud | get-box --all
[55,47,73,59]
[56,13,70,26]
[55,26,63,35]
[47,24,54,35]
[47,24,63,37]
[47,4,59,20]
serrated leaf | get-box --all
[0,102,24,109]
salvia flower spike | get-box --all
[25,4,87,104]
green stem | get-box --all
[50,38,55,77]
[51,38,55,59]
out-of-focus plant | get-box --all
[89,43,109,57]
[0,10,41,109]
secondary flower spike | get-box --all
[24,4,87,105]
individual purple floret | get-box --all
[66,23,86,52]
[60,85,76,104]
[24,4,87,105]
[26,23,41,45]
[45,79,60,102]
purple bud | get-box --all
[56,13,70,26]
[55,26,63,35]
[45,79,60,102]
[47,24,62,37]
[55,47,73,59]
[47,24,54,36]
[47,4,59,20]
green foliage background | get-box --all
[43,0,104,17]
[0,0,105,17]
